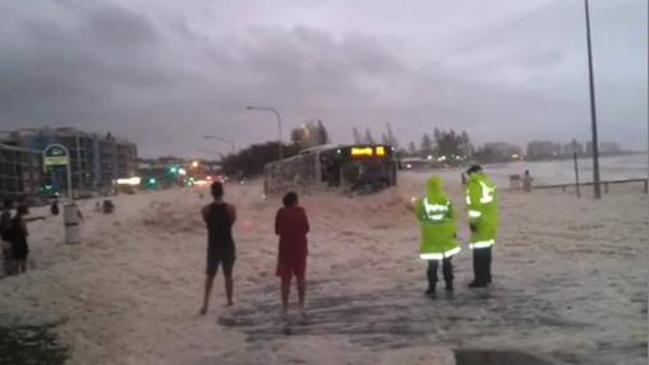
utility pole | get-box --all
[572,139,581,198]
[584,0,602,199]
[245,106,283,160]
[203,135,236,154]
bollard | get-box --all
[64,203,81,244]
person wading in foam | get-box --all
[200,181,237,314]
[275,192,310,320]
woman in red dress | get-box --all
[275,192,310,319]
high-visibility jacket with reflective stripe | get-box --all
[415,178,460,260]
[465,173,499,245]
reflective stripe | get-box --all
[468,210,482,218]
[422,198,450,222]
[466,181,496,205]
[479,181,495,204]
[423,198,449,213]
[469,239,495,249]
[420,246,461,260]
[444,246,461,258]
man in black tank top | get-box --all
[200,181,237,314]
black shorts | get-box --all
[11,241,28,261]
[206,251,235,276]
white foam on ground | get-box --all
[0,168,647,364]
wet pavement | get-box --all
[0,324,67,365]
[454,350,555,365]
[218,280,584,363]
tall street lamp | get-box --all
[583,0,602,199]
[203,135,236,154]
[245,106,283,160]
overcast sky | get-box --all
[0,0,647,157]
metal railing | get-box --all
[530,178,648,194]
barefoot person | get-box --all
[275,192,310,319]
[415,176,460,296]
[200,181,236,314]
[1,200,14,276]
[6,205,45,275]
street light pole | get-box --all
[584,0,602,199]
[203,135,236,154]
[245,106,283,160]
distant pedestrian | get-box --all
[72,203,84,221]
[200,181,236,314]
[6,205,46,274]
[522,170,534,192]
[102,200,114,214]
[415,176,460,296]
[1,200,14,276]
[275,192,310,319]
[50,199,59,216]
[465,165,499,288]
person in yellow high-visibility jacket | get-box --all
[465,165,499,288]
[415,176,460,296]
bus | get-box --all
[263,144,397,196]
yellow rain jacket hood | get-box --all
[415,176,460,260]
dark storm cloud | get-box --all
[0,3,164,107]
[83,4,157,47]
[0,2,182,134]
[0,0,646,157]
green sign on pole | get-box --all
[44,145,69,167]
[43,144,72,199]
